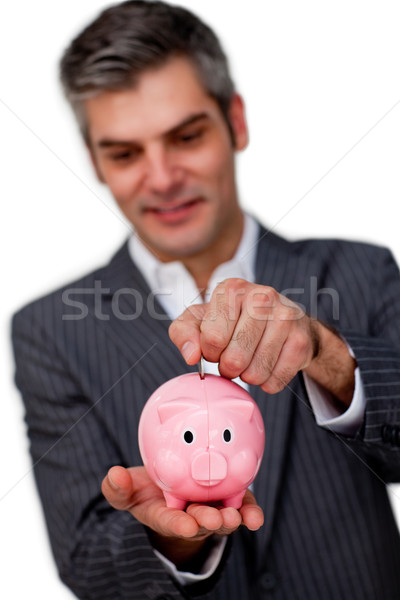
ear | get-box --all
[228,94,249,151]
[218,399,255,422]
[157,399,202,424]
[86,143,106,183]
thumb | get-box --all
[101,466,134,511]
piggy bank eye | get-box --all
[182,428,196,445]
[222,428,234,443]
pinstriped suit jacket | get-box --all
[12,226,400,600]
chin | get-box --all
[159,244,203,259]
[151,229,214,259]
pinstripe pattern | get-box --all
[12,226,400,599]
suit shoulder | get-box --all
[291,236,393,262]
[258,224,395,267]
[257,224,392,260]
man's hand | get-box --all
[169,278,356,406]
[101,465,264,569]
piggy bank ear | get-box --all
[219,399,255,422]
[157,399,202,424]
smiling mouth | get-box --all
[146,197,202,215]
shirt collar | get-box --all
[128,212,259,318]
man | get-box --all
[12,1,400,599]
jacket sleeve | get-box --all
[11,307,193,600]
[338,246,400,481]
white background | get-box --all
[2,1,400,597]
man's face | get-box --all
[85,57,248,262]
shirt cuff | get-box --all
[303,365,365,436]
[303,334,366,436]
[153,535,227,586]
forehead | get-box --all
[85,57,221,144]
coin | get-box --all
[198,355,205,380]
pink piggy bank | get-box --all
[138,373,265,509]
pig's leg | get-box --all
[163,491,187,510]
[222,491,245,509]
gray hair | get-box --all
[60,0,236,143]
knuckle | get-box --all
[218,277,248,293]
[270,365,296,391]
[214,278,250,308]
[240,348,276,385]
[213,281,247,317]
[262,370,289,393]
[278,303,297,323]
[292,302,306,319]
[245,287,277,320]
[240,369,263,386]
[221,352,246,374]
[286,304,305,321]
[290,332,309,356]
[258,286,276,303]
[262,378,285,394]
[202,327,227,351]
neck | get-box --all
[182,213,244,292]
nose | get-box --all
[191,451,228,486]
[145,145,183,195]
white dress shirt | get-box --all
[128,213,366,583]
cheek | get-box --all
[210,151,236,201]
[188,140,235,190]
[103,168,141,208]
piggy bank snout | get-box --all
[191,451,227,486]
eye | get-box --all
[105,147,141,164]
[182,428,196,445]
[222,428,234,443]
[180,132,200,142]
[174,128,204,146]
[110,151,135,162]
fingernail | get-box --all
[108,472,119,490]
[182,341,195,362]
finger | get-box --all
[185,503,226,531]
[239,316,289,386]
[124,470,201,538]
[150,505,200,538]
[169,303,206,364]
[186,504,242,536]
[102,467,201,538]
[101,466,135,511]
[218,288,276,379]
[219,506,243,531]
[239,490,264,531]
[128,488,201,539]
[200,278,248,363]
[260,328,312,394]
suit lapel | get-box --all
[96,241,196,394]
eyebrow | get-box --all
[96,112,210,148]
